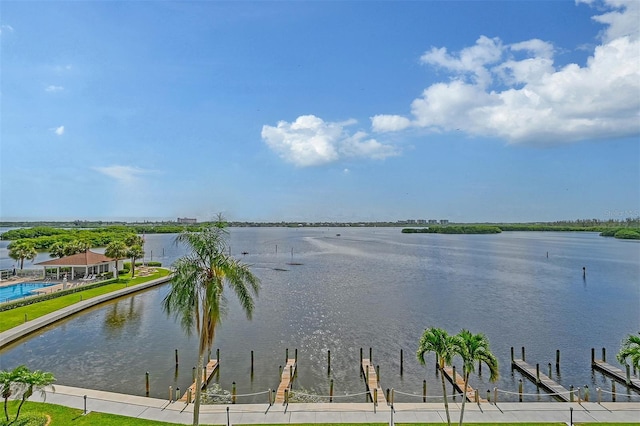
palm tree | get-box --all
[105,240,127,279]
[126,245,145,277]
[617,332,640,371]
[456,329,499,426]
[63,240,90,256]
[49,242,66,258]
[13,368,55,422]
[163,217,260,426]
[417,327,461,426]
[8,241,37,270]
[1,365,27,421]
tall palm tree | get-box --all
[617,332,640,371]
[417,327,461,426]
[105,240,127,279]
[13,368,55,422]
[8,241,37,270]
[456,329,499,426]
[126,245,145,277]
[163,218,260,426]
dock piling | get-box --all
[175,349,179,366]
[423,380,426,402]
[327,350,331,374]
[330,379,334,402]
[612,380,616,402]
[400,349,403,375]
[145,371,149,396]
[519,379,523,402]
[251,350,254,375]
[232,382,236,404]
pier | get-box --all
[361,358,387,405]
[442,366,487,402]
[179,359,219,402]
[511,347,570,402]
[592,348,640,392]
[275,358,297,404]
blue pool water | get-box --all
[0,282,54,302]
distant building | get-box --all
[177,217,197,224]
[440,219,449,225]
[428,220,438,224]
[417,219,426,224]
[406,219,416,224]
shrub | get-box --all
[614,229,640,240]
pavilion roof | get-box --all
[36,250,114,267]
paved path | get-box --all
[29,384,640,424]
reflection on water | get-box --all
[0,228,638,403]
[104,298,142,333]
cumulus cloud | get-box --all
[372,0,640,145]
[261,115,398,167]
[45,85,64,92]
[93,165,152,184]
[53,125,65,136]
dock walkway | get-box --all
[592,358,640,392]
[179,359,219,403]
[361,358,387,405]
[441,366,487,403]
[274,358,297,404]
[511,358,571,402]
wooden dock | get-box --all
[511,358,571,402]
[179,359,219,402]
[442,366,487,402]
[592,359,640,392]
[274,358,297,404]
[361,358,387,405]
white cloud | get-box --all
[93,165,152,183]
[371,115,412,133]
[45,85,64,93]
[0,25,14,34]
[53,125,65,136]
[262,115,398,167]
[371,0,640,145]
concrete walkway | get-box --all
[29,385,640,424]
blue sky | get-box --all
[1,0,638,223]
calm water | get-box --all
[0,228,638,402]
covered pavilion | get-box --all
[36,250,116,280]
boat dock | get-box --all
[275,358,297,404]
[511,348,570,402]
[441,366,487,402]
[592,348,640,392]
[361,358,387,405]
[179,359,219,402]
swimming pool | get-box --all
[0,282,55,303]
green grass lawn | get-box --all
[0,269,171,332]
[0,400,214,426]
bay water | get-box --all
[0,228,638,402]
